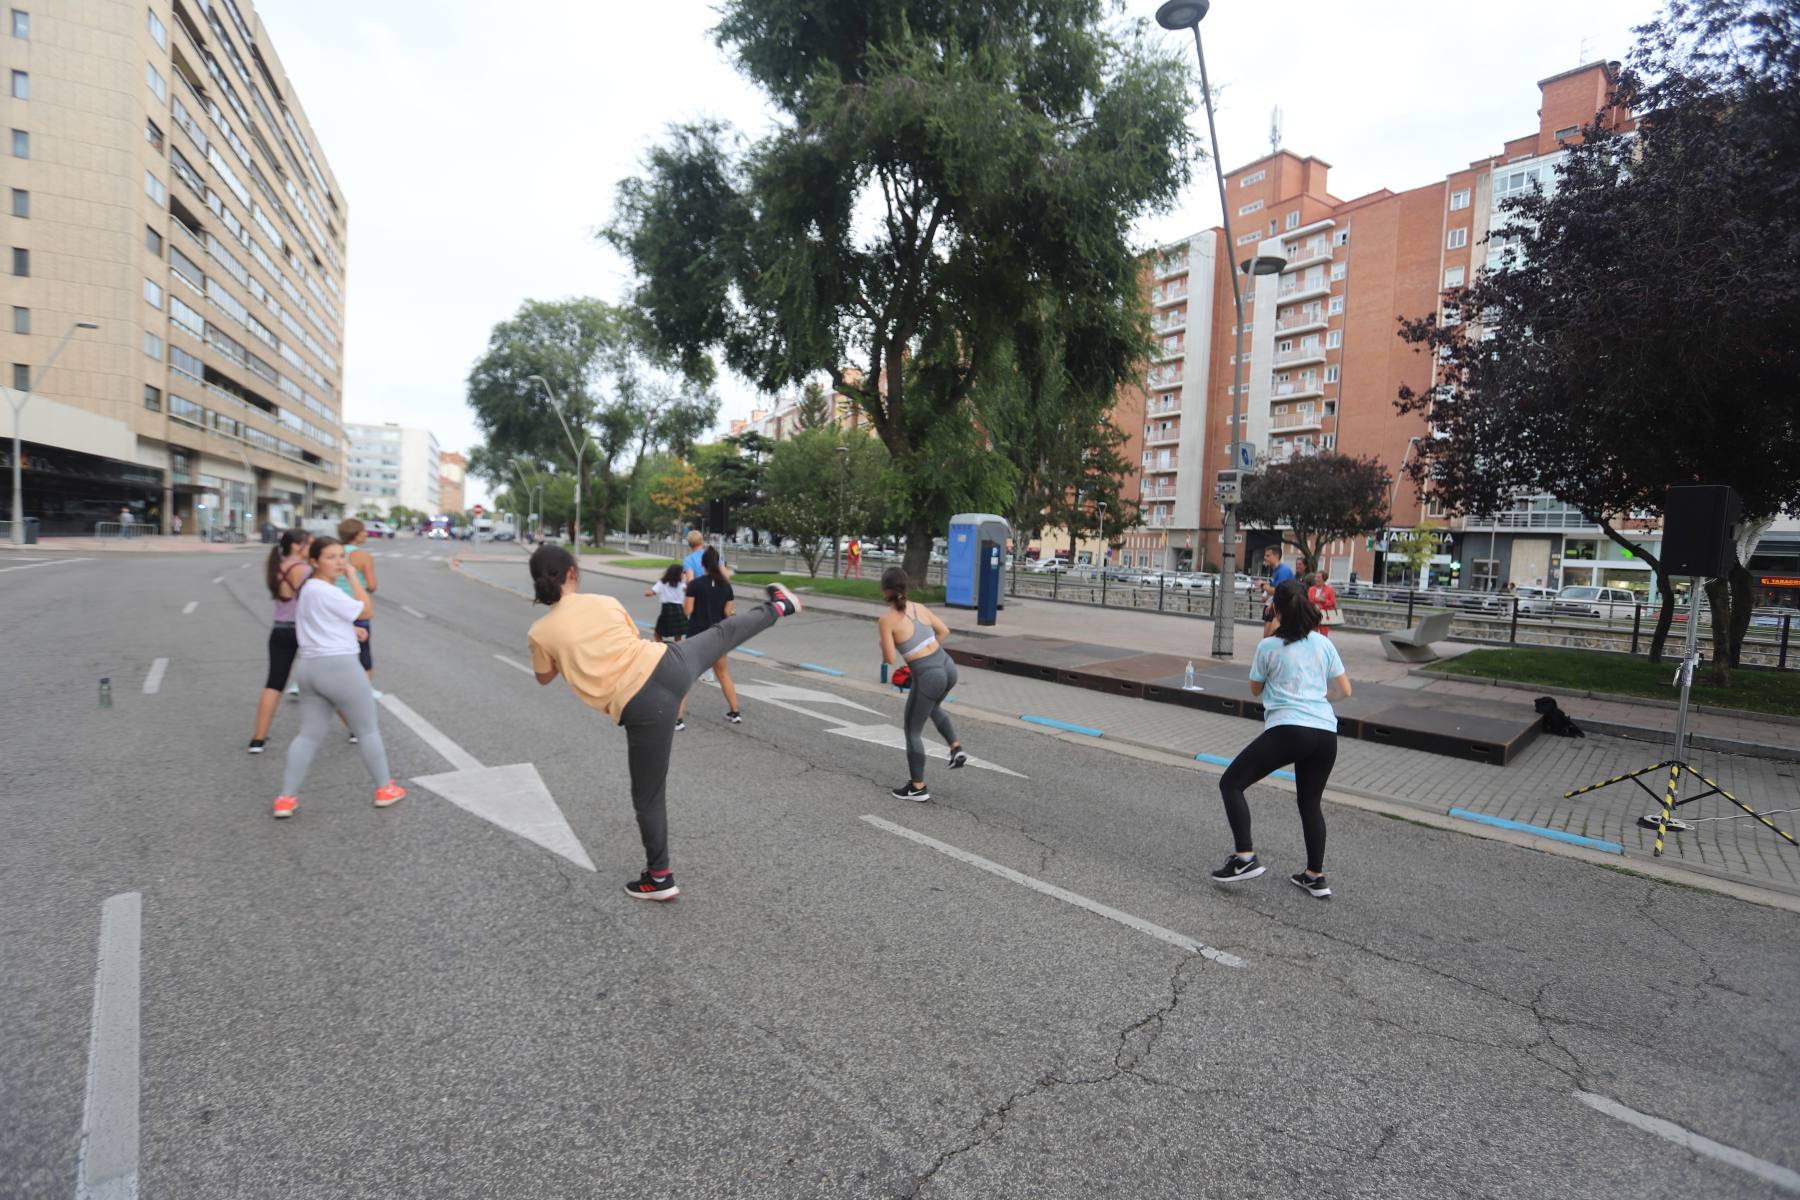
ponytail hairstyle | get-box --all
[530,544,576,605]
[701,545,726,583]
[265,528,309,598]
[880,566,910,612]
[659,562,684,588]
[1272,578,1322,645]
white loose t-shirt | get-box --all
[651,580,686,605]
[296,577,365,658]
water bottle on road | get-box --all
[99,677,112,708]
[1183,660,1196,690]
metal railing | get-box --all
[95,522,154,539]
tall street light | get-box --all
[1156,1,1285,657]
[1383,435,1424,585]
[526,375,592,548]
[10,320,100,545]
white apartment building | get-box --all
[345,422,440,516]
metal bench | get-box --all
[1380,609,1454,663]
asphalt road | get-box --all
[2,546,1796,1199]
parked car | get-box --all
[1554,585,1638,618]
[363,520,394,539]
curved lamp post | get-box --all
[526,375,593,547]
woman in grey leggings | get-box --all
[877,568,968,801]
[272,537,406,819]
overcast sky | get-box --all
[261,0,1664,506]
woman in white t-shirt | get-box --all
[1210,579,1352,899]
[272,536,406,819]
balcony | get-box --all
[1154,288,1188,308]
[1461,509,1601,532]
[1272,381,1325,401]
[1154,343,1186,362]
[1147,404,1182,419]
[1280,244,1333,273]
[1144,432,1182,448]
[1155,313,1187,335]
[1276,310,1328,336]
[1266,439,1321,464]
[1273,346,1327,369]
[1271,411,1323,432]
[1276,279,1332,307]
[1145,369,1184,389]
[1154,255,1189,279]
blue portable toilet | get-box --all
[945,513,1010,608]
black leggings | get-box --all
[1218,724,1338,873]
[264,624,299,691]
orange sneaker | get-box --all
[373,781,406,808]
[272,795,298,819]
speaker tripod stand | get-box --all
[1564,576,1798,858]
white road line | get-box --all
[181,601,197,615]
[493,654,534,675]
[401,605,427,619]
[211,575,224,585]
[77,891,141,1200]
[1575,1091,1800,1193]
[0,556,93,574]
[379,694,483,772]
[141,659,168,695]
[860,815,1245,968]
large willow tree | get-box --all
[608,0,1196,580]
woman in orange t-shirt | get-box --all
[525,545,804,902]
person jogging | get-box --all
[1211,578,1352,898]
[646,563,689,643]
[248,529,311,753]
[526,544,802,900]
[1259,544,1296,637]
[847,537,863,579]
[683,546,744,725]
[681,530,706,581]
[877,567,968,801]
[270,537,406,819]
[335,518,380,694]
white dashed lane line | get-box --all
[493,654,534,675]
[141,658,168,695]
[402,605,427,620]
[77,892,141,1200]
[181,601,197,615]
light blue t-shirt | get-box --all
[682,547,705,578]
[1268,562,1295,589]
[1249,632,1345,733]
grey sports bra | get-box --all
[895,604,940,657]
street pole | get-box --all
[526,375,590,549]
[1382,436,1422,587]
[834,444,848,578]
[9,321,99,544]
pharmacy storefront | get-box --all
[1556,535,1664,600]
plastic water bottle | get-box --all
[1183,661,1196,690]
[880,661,890,684]
[99,676,112,708]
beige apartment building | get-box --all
[3,0,346,536]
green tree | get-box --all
[760,429,889,576]
[1395,0,1800,676]
[1387,522,1443,589]
[608,0,1196,582]
[793,381,834,431]
[1238,454,1392,583]
[465,298,717,546]
[649,460,706,531]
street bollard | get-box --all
[1781,613,1791,670]
[1406,589,1416,626]
[1052,571,1059,601]
[1101,572,1108,607]
[1158,576,1165,612]
[1509,596,1519,646]
[1631,603,1642,656]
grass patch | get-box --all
[577,546,627,556]
[731,571,946,605]
[594,557,684,569]
[1425,647,1800,718]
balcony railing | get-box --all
[1276,280,1332,306]
[1273,347,1327,367]
[1280,245,1333,273]
[1276,311,1328,333]
[1154,256,1189,278]
[1271,411,1323,430]
[1461,510,1602,531]
[1272,381,1325,400]
[1154,288,1188,308]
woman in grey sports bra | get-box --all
[877,568,968,801]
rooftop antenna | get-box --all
[1577,35,1593,64]
[1269,105,1283,154]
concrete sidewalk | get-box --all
[459,553,1800,902]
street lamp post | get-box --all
[1156,1,1286,657]
[1382,435,1424,586]
[9,321,99,544]
[834,444,849,578]
[526,375,592,549]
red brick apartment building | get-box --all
[1119,61,1643,591]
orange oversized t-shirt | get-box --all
[527,593,667,722]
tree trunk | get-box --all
[902,513,935,585]
[1704,577,1731,686]
[1648,565,1676,662]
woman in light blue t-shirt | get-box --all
[1210,579,1352,899]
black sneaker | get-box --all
[948,748,968,769]
[1290,871,1332,899]
[765,582,803,617]
[674,719,686,732]
[1211,854,1264,882]
[725,711,743,724]
[624,871,679,901]
[891,782,930,802]
[247,739,267,755]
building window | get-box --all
[1237,200,1264,216]
[9,70,25,100]
[1328,296,1345,315]
[145,225,162,255]
[9,188,24,217]
[145,171,165,204]
[1322,433,1336,450]
[1330,262,1345,281]
[1240,169,1265,187]
[143,330,162,359]
[144,384,162,411]
[1555,125,1579,141]
[10,246,26,276]
[1449,189,1470,211]
[11,362,27,390]
[1325,330,1342,349]
[1444,265,1465,288]
[10,128,26,158]
[1236,230,1260,246]
[146,62,166,103]
[1324,365,1340,383]
[145,117,164,153]
[11,305,26,333]
[147,8,166,48]
[11,10,26,38]
[1284,211,1300,230]
[1447,228,1468,249]
[144,277,162,307]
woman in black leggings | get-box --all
[1211,579,1353,898]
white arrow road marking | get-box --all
[378,694,595,871]
[862,816,1244,968]
[78,892,141,1200]
[732,681,1026,778]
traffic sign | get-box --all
[1233,441,1255,472]
[472,504,485,516]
